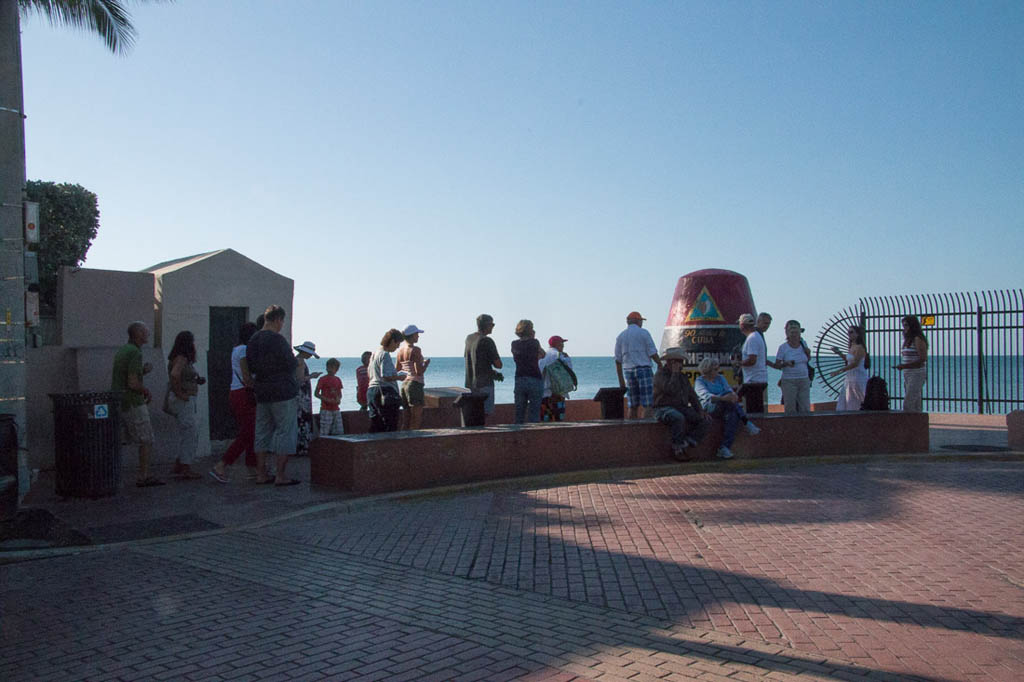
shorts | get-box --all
[319,409,344,436]
[254,398,298,454]
[478,385,495,415]
[401,380,425,407]
[120,404,153,445]
[623,365,654,408]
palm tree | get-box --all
[17,0,139,54]
[0,0,154,505]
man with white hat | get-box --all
[734,313,768,414]
[653,347,708,461]
[396,324,430,430]
[615,311,662,419]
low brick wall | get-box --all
[1008,411,1024,450]
[330,395,839,435]
[310,411,930,495]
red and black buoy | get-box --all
[659,268,757,378]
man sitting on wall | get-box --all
[653,347,709,461]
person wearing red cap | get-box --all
[615,311,662,419]
[539,335,575,421]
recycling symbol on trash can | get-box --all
[93,404,109,420]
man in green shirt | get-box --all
[111,322,161,486]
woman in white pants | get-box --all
[771,320,812,413]
[830,325,869,411]
[896,316,928,412]
[167,330,205,479]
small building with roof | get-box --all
[25,249,293,471]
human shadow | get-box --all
[635,457,1022,525]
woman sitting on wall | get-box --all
[694,357,760,460]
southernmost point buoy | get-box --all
[659,269,757,381]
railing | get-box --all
[813,290,1024,414]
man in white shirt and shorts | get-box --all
[614,311,662,419]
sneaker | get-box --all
[209,469,228,484]
[716,446,734,459]
[745,422,761,436]
[671,445,690,462]
[684,437,699,448]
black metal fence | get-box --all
[813,290,1023,414]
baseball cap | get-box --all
[548,335,568,347]
[737,313,755,326]
[402,324,424,336]
[626,311,645,321]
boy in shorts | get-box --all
[315,358,344,435]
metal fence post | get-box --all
[977,305,984,414]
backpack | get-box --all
[545,359,577,396]
[861,376,890,411]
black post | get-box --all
[977,305,984,414]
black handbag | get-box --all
[381,385,402,409]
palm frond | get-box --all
[19,0,138,54]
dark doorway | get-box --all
[208,307,248,440]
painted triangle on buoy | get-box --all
[686,286,724,322]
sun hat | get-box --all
[626,311,645,322]
[737,313,756,326]
[293,341,319,358]
[548,335,568,347]
[662,347,688,362]
[402,324,425,337]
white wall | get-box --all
[156,250,293,458]
[25,252,293,470]
[58,267,154,347]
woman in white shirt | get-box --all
[895,316,928,412]
[367,329,406,432]
[830,325,869,411]
[770,320,811,414]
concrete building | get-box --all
[25,249,293,472]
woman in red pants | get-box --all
[210,321,259,483]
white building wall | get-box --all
[155,250,293,459]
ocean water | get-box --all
[303,355,839,413]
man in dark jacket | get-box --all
[653,347,709,461]
[246,305,300,486]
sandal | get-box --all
[209,470,228,484]
[136,477,165,487]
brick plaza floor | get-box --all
[3,458,1022,681]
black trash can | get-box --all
[50,392,122,498]
[593,387,628,419]
[453,391,488,427]
[0,414,18,520]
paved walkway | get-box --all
[3,455,1023,681]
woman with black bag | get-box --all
[367,329,406,432]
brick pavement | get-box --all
[2,459,1022,681]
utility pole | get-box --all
[0,0,28,504]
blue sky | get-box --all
[19,1,1024,356]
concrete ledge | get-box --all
[1008,410,1024,449]
[311,411,930,495]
